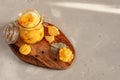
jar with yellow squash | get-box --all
[18,10,44,44]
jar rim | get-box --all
[17,9,43,30]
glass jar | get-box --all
[18,10,44,44]
[3,22,19,44]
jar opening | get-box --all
[17,9,43,30]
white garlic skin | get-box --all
[3,22,19,44]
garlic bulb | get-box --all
[51,42,67,54]
[3,22,19,44]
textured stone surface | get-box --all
[0,0,120,80]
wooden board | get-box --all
[9,22,75,70]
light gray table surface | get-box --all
[0,0,120,80]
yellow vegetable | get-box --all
[45,36,54,43]
[48,26,60,36]
[24,31,44,44]
[18,11,40,28]
[59,47,74,62]
[19,25,44,44]
[19,30,29,40]
[19,44,31,55]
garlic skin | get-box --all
[3,22,19,44]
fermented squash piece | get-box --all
[18,12,40,28]
[48,26,60,36]
[19,44,31,55]
[45,36,54,43]
[59,47,74,62]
